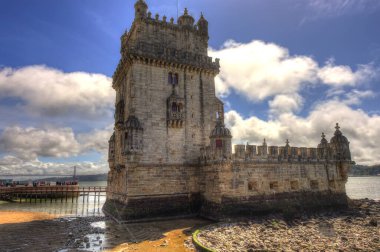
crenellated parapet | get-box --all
[200,122,352,165]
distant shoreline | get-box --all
[348,175,380,177]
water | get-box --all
[0,181,107,216]
[0,177,379,217]
[346,176,380,200]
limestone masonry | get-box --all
[103,0,353,221]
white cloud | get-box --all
[209,40,377,102]
[0,126,81,161]
[269,94,304,116]
[77,125,114,154]
[225,100,380,165]
[0,155,108,176]
[0,65,114,118]
[318,60,376,86]
[343,89,376,105]
[210,40,318,100]
[0,125,113,162]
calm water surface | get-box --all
[346,176,380,200]
[0,181,107,216]
[0,177,379,216]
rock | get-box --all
[84,237,89,243]
[369,218,377,227]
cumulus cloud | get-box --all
[318,60,376,86]
[77,125,114,154]
[269,94,304,116]
[0,65,113,118]
[225,100,380,165]
[209,40,377,102]
[0,155,108,175]
[0,126,81,161]
[0,125,113,162]
[210,40,318,100]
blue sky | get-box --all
[0,0,380,175]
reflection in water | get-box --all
[0,181,107,217]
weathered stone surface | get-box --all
[104,1,354,221]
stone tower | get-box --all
[110,0,221,167]
[105,1,224,219]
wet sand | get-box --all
[0,210,57,224]
[0,211,210,252]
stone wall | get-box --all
[105,160,350,221]
[199,160,350,219]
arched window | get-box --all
[171,102,177,112]
[173,73,178,85]
[168,72,173,84]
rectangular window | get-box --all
[310,180,319,190]
[248,181,258,191]
[270,181,279,191]
[290,180,299,190]
[215,139,223,148]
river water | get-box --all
[0,177,379,216]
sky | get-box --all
[0,0,380,175]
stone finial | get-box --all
[184,8,189,15]
[263,138,267,146]
[335,123,340,130]
[334,123,342,135]
[285,139,290,146]
[170,17,174,24]
[321,132,326,139]
[155,13,159,20]
[148,12,152,18]
[163,15,167,22]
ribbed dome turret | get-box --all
[134,0,148,19]
[210,120,231,138]
[197,12,208,36]
[330,123,349,146]
[329,123,351,160]
[178,8,195,27]
[318,132,329,148]
[125,115,142,130]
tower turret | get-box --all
[197,12,208,36]
[178,8,195,27]
[210,119,232,160]
[317,132,330,159]
[134,0,148,19]
[330,123,351,161]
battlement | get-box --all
[200,123,352,165]
[112,2,218,86]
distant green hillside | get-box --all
[349,165,380,176]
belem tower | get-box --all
[103,0,353,221]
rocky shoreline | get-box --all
[197,199,379,252]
